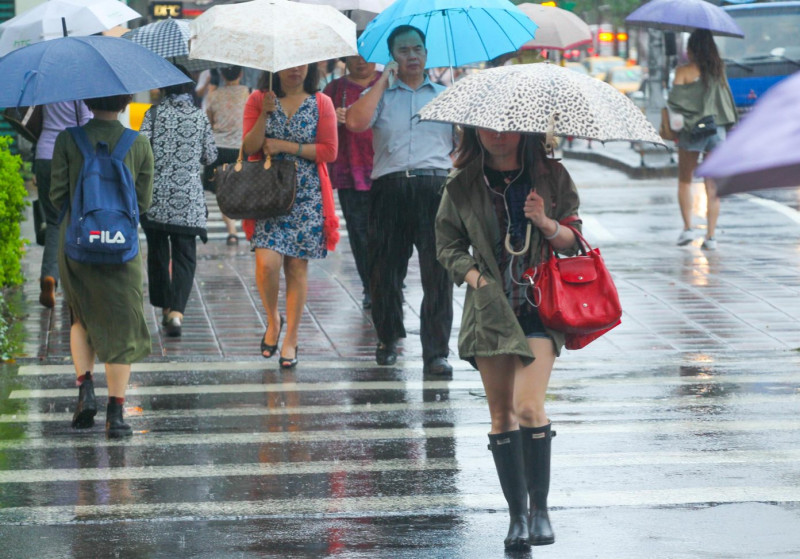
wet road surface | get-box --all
[1,160,799,558]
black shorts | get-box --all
[517,310,550,339]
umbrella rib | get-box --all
[480,9,531,53]
[463,9,492,64]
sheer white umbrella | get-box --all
[0,0,141,56]
[516,3,592,51]
[417,63,664,145]
[294,0,393,31]
[189,0,357,81]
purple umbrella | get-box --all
[625,0,745,38]
[696,72,800,195]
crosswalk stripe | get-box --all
[3,449,800,484]
[3,420,800,451]
[9,371,800,400]
[2,393,796,424]
[2,486,800,525]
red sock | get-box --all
[76,372,91,386]
[108,396,124,405]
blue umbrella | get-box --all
[696,71,800,195]
[0,35,192,108]
[357,0,538,68]
[625,0,745,38]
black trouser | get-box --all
[143,228,197,314]
[34,159,60,282]
[368,174,453,362]
[338,188,370,292]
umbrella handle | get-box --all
[504,222,532,256]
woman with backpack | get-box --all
[140,68,218,337]
[50,93,154,439]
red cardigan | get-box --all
[241,90,340,251]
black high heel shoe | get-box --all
[279,346,298,368]
[260,315,284,358]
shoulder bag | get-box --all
[3,105,43,143]
[523,218,622,349]
[215,145,297,219]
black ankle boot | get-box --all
[106,399,132,438]
[71,372,97,429]
[488,431,530,551]
[521,423,556,546]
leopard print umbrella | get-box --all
[417,63,665,145]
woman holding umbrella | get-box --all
[668,29,737,250]
[436,128,581,550]
[242,65,339,367]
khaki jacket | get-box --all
[435,154,581,367]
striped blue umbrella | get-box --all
[357,0,538,68]
[123,18,219,71]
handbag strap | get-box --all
[233,143,272,171]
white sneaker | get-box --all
[701,237,717,251]
[677,229,695,246]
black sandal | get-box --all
[226,233,239,246]
[279,346,298,369]
[260,316,284,359]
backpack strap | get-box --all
[67,126,94,159]
[111,129,139,161]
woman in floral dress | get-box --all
[242,64,339,367]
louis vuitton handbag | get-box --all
[215,145,297,220]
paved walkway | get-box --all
[3,161,800,557]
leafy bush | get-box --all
[0,136,27,287]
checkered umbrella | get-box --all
[123,18,218,72]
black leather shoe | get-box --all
[106,400,132,439]
[423,357,453,376]
[165,316,182,337]
[71,373,97,429]
[362,292,372,310]
[279,346,298,369]
[376,341,397,366]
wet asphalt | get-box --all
[1,157,799,558]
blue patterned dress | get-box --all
[251,96,326,259]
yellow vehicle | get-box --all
[564,61,589,76]
[582,56,626,81]
[605,65,644,96]
[128,102,152,131]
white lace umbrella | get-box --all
[516,3,592,51]
[0,0,141,56]
[189,0,357,73]
[417,63,664,145]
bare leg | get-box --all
[70,322,95,379]
[281,256,309,360]
[255,248,283,353]
[705,178,720,239]
[678,180,694,230]
[223,215,238,236]
[105,363,131,398]
[475,355,518,433]
[513,338,556,428]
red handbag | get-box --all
[523,219,622,349]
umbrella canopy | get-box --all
[625,0,745,38]
[122,18,218,72]
[357,0,538,68]
[189,0,357,73]
[0,36,192,108]
[0,0,141,56]
[517,3,592,51]
[696,72,800,195]
[416,63,664,144]
[295,0,389,10]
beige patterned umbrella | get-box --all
[417,63,664,145]
[189,0,357,73]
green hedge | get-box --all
[0,136,26,288]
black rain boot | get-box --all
[71,372,97,429]
[106,399,132,439]
[488,431,530,551]
[521,423,556,546]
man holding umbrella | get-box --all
[347,25,454,375]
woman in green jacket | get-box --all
[436,128,580,551]
[51,94,154,438]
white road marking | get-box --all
[2,487,799,525]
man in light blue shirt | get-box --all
[347,25,454,376]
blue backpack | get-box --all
[63,127,140,264]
